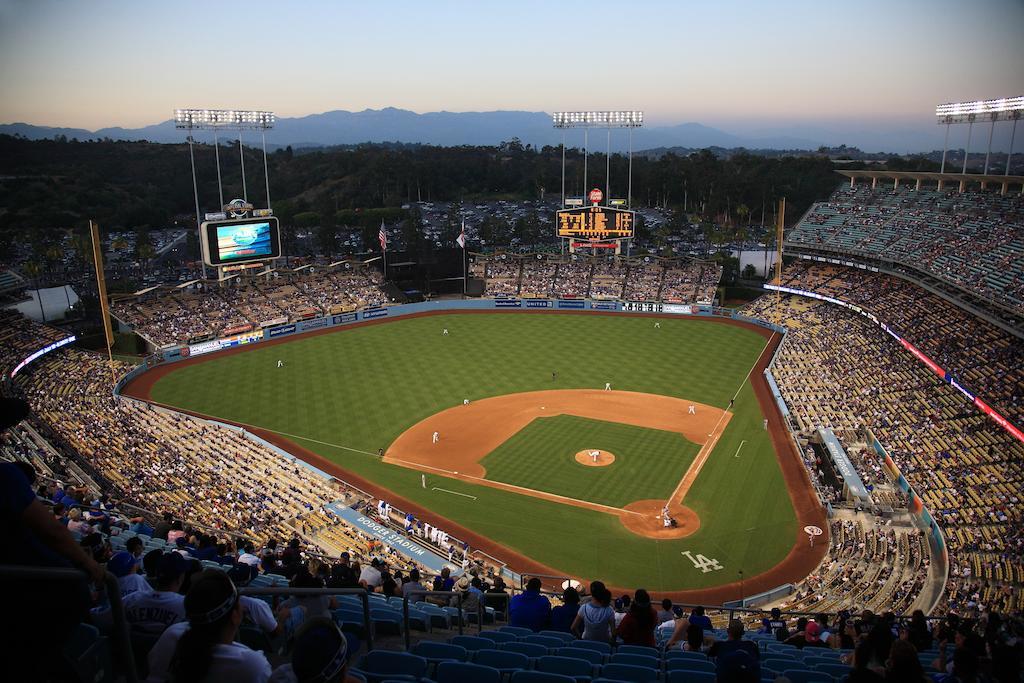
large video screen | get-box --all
[217,222,271,261]
[201,217,281,266]
[556,206,634,241]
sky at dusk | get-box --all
[1,0,1022,138]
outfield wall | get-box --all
[119,298,785,370]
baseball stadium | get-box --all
[3,37,1024,683]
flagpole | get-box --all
[461,219,467,298]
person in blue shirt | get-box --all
[509,577,551,632]
[689,605,713,630]
[549,586,580,632]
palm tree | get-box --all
[137,243,157,273]
[70,233,92,273]
[23,260,46,322]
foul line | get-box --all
[386,454,644,517]
[668,331,776,505]
[432,487,477,500]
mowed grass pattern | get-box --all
[481,415,699,508]
[148,313,798,591]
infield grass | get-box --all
[481,415,699,507]
[147,312,797,591]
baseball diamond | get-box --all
[126,310,826,598]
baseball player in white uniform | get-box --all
[432,431,439,444]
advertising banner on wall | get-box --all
[557,299,585,309]
[525,299,551,308]
[361,307,389,320]
[493,298,521,308]
[332,313,358,325]
[299,317,329,332]
[268,324,297,338]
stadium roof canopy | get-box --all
[838,170,1024,190]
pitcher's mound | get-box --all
[620,499,701,539]
[575,449,615,467]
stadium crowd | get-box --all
[111,263,387,346]
[744,280,1024,615]
[482,254,722,304]
[787,185,1024,314]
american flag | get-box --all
[378,220,387,252]
[456,219,466,249]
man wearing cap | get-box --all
[120,552,188,636]
[108,550,153,598]
[800,621,830,649]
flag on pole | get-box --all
[378,220,387,252]
[456,219,466,249]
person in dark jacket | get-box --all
[509,577,551,632]
[549,587,580,633]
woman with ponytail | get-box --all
[146,569,271,682]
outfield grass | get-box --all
[148,312,796,591]
[481,415,699,508]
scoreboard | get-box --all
[556,206,635,241]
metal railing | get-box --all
[0,565,137,683]
[401,590,512,651]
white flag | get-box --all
[456,219,466,249]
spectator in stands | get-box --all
[0,398,105,663]
[282,566,337,623]
[166,520,185,545]
[451,574,481,617]
[549,586,580,633]
[270,616,358,683]
[708,619,761,681]
[616,588,657,647]
[400,568,423,600]
[801,621,830,649]
[485,575,509,612]
[656,598,675,624]
[907,609,933,652]
[119,551,188,636]
[847,639,885,683]
[327,553,358,589]
[107,550,153,597]
[760,607,788,640]
[146,569,271,682]
[65,507,91,536]
[153,512,173,541]
[886,639,929,683]
[237,541,261,569]
[357,557,383,591]
[688,604,712,630]
[572,581,615,644]
[430,566,454,604]
[509,577,551,632]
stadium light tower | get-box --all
[552,111,644,210]
[174,109,276,277]
[935,96,1024,175]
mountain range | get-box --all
[0,107,960,154]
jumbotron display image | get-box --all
[217,221,272,261]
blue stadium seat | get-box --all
[665,649,709,662]
[355,651,428,682]
[599,663,659,682]
[781,669,834,683]
[523,634,565,652]
[608,653,659,670]
[815,662,854,678]
[564,640,612,656]
[501,641,548,660]
[369,608,403,635]
[449,635,494,652]
[615,645,660,659]
[666,657,716,673]
[436,661,502,683]
[667,671,714,683]
[500,626,535,638]
[510,671,576,683]
[763,656,801,673]
[473,648,530,677]
[479,630,520,645]
[539,630,577,644]
[406,607,431,632]
[411,641,468,674]
[537,655,595,681]
[554,647,604,667]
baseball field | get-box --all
[125,310,826,599]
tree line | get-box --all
[0,134,851,261]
